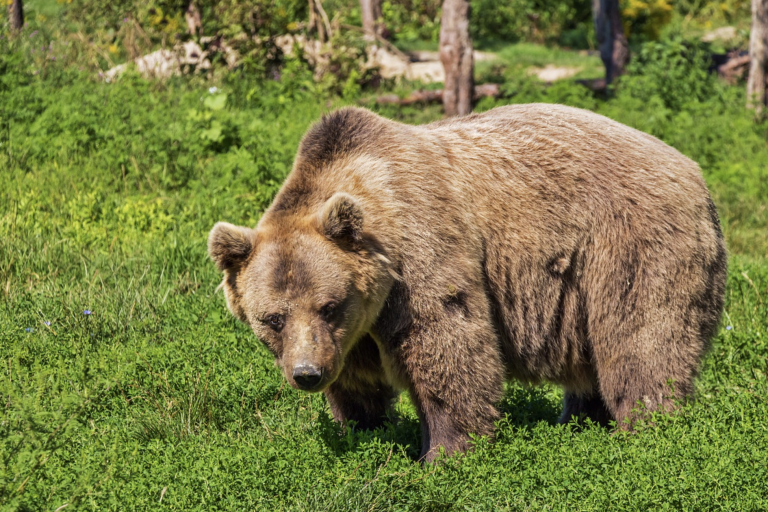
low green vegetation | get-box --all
[2,0,767,509]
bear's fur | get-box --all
[209,104,727,462]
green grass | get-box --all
[2,30,768,510]
[488,42,604,80]
[391,40,605,83]
[21,0,65,19]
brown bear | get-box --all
[208,104,727,462]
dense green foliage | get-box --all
[2,0,768,508]
[14,0,753,80]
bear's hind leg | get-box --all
[588,282,703,427]
[559,391,612,427]
[594,358,690,429]
[585,234,719,428]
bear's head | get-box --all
[208,193,395,392]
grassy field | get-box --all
[2,20,768,510]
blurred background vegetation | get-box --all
[0,0,755,76]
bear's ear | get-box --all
[208,222,255,271]
[318,193,364,245]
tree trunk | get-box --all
[309,0,332,43]
[185,1,202,37]
[747,0,768,112]
[593,0,628,85]
[9,0,24,31]
[439,0,473,117]
[360,0,384,41]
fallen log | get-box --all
[575,78,607,93]
[373,83,500,106]
[714,52,750,85]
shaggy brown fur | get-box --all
[209,104,727,462]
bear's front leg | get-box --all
[379,308,506,462]
[324,335,396,430]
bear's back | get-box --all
[410,104,710,240]
[424,103,701,195]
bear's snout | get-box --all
[292,364,323,391]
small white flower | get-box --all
[208,86,218,94]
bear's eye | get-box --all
[266,314,284,332]
[320,302,337,321]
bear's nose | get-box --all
[292,365,323,390]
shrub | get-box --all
[471,0,593,45]
[617,38,717,111]
[622,0,674,42]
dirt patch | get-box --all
[369,47,496,83]
[702,26,738,43]
[527,64,581,83]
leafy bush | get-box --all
[382,0,442,43]
[618,38,717,111]
[471,0,593,46]
[61,0,307,76]
[65,0,306,41]
[622,0,674,42]
[672,0,750,24]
